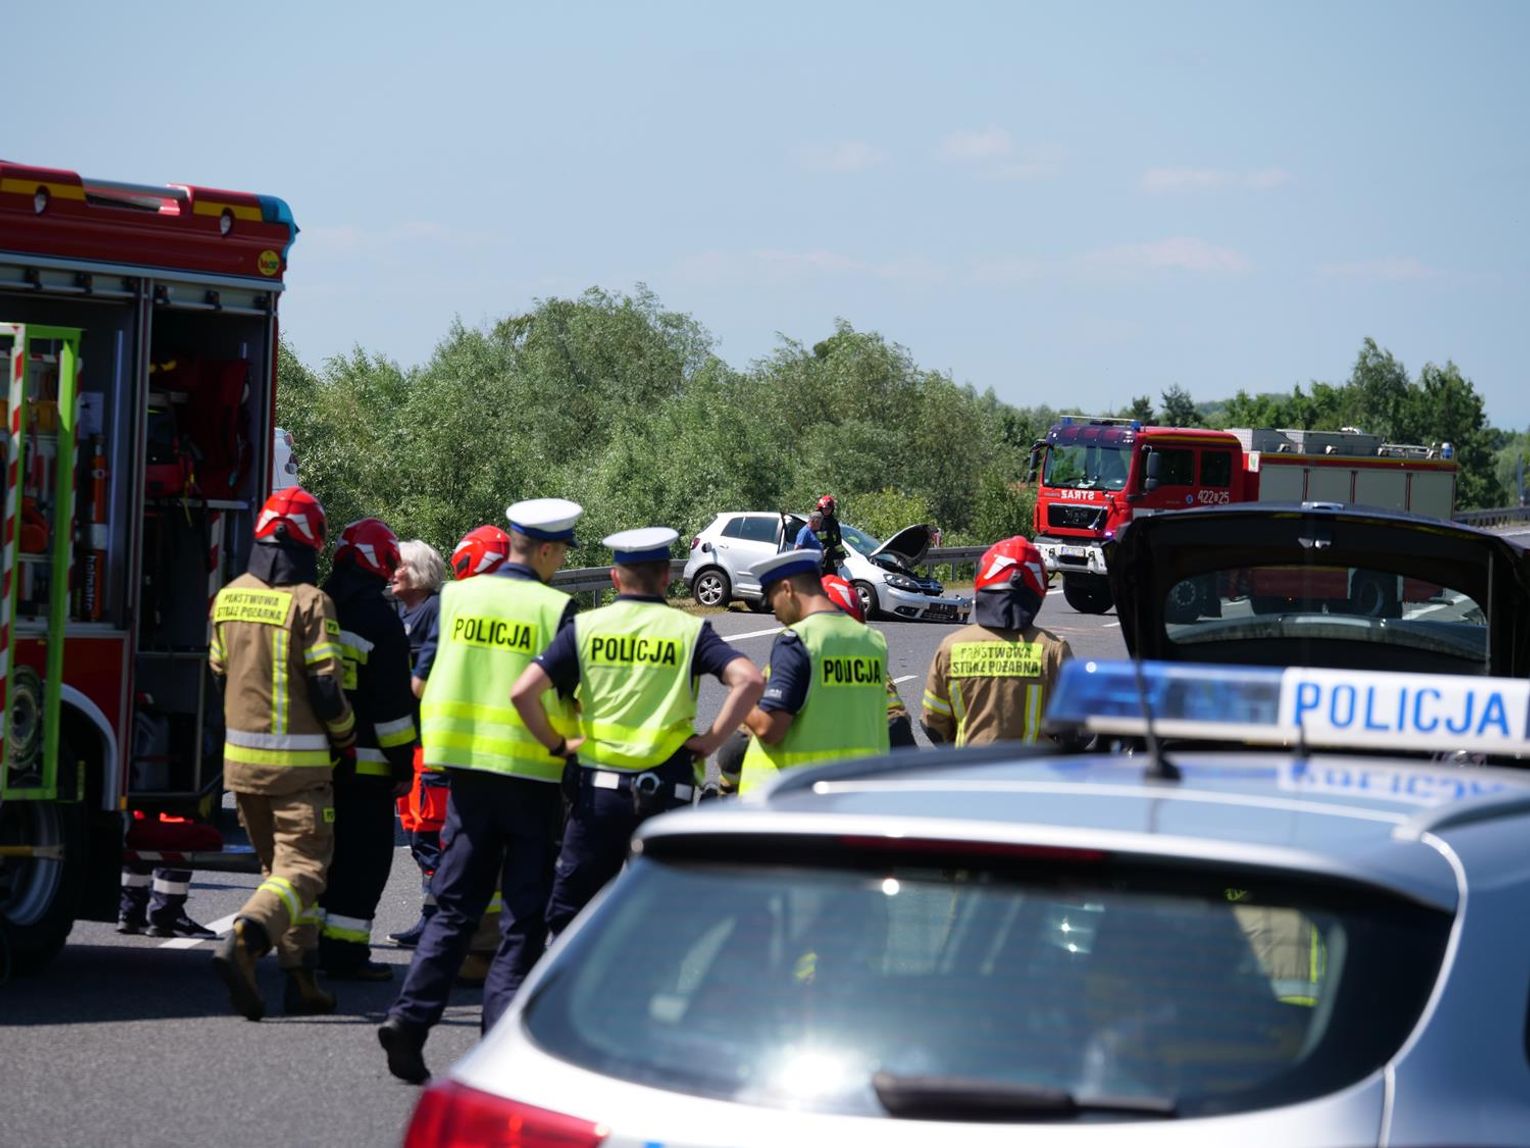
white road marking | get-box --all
[158,910,240,950]
[1104,622,1120,628]
[727,625,784,640]
[892,675,915,684]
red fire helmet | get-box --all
[254,487,327,552]
[451,524,512,580]
[975,536,1048,599]
[820,573,865,624]
[816,494,837,515]
[335,517,401,579]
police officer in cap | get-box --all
[511,527,763,937]
[734,550,889,795]
[379,498,582,1084]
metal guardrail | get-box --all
[550,547,991,600]
[1453,506,1530,529]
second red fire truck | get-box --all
[1028,418,1459,616]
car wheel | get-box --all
[692,568,731,609]
[1062,576,1112,615]
[853,581,879,621]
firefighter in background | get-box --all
[814,494,846,575]
[388,537,450,947]
[921,536,1072,746]
[733,551,889,795]
[511,527,762,937]
[379,499,582,1085]
[209,487,355,1021]
[318,519,417,981]
[118,862,214,939]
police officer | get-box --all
[921,536,1072,746]
[378,499,582,1085]
[511,527,763,937]
[734,550,889,795]
[209,487,356,1021]
[318,518,418,981]
[820,573,916,748]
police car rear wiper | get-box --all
[872,1072,1178,1120]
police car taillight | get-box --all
[404,1081,607,1148]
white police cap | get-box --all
[603,527,678,565]
[505,497,583,543]
[751,549,823,589]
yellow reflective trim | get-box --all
[921,689,952,716]
[192,198,263,222]
[271,630,289,735]
[306,641,343,665]
[1,177,87,201]
[223,742,332,767]
[327,710,355,739]
[214,588,293,627]
[355,759,392,777]
[423,699,523,724]
[258,875,302,922]
[376,719,417,748]
[1025,683,1042,743]
[950,680,968,747]
[485,893,504,914]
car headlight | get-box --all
[885,574,920,591]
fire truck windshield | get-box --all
[1043,443,1130,491]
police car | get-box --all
[401,661,1530,1147]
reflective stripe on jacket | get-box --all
[740,610,888,794]
[420,573,574,781]
[574,600,703,773]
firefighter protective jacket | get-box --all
[323,564,418,783]
[210,571,356,795]
[921,623,1072,747]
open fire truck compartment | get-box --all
[0,160,296,972]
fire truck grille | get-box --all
[1047,504,1106,530]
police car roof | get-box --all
[637,750,1530,912]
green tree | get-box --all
[1159,384,1201,427]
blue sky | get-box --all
[11,1,1529,428]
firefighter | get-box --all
[733,550,889,795]
[814,494,846,574]
[379,498,582,1085]
[209,487,355,1021]
[317,518,417,981]
[511,527,762,938]
[921,536,1072,746]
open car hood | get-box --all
[1106,504,1530,676]
[871,524,933,566]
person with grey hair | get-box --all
[388,539,448,947]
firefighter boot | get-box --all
[212,917,270,1022]
[283,962,338,1016]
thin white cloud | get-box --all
[1140,167,1292,192]
[796,140,886,174]
[674,248,947,287]
[941,127,1013,163]
[1317,257,1440,282]
[1081,237,1251,275]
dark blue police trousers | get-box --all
[388,768,562,1034]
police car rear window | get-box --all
[1163,565,1487,669]
[522,848,1449,1120]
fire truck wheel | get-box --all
[1062,577,1113,615]
[0,795,86,976]
[1164,579,1203,624]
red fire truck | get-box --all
[0,161,297,971]
[1028,418,1458,616]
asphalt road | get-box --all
[0,592,1129,1148]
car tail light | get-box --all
[689,535,700,551]
[404,1081,608,1148]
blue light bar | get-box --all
[1046,660,1530,755]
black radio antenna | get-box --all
[1131,656,1181,782]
